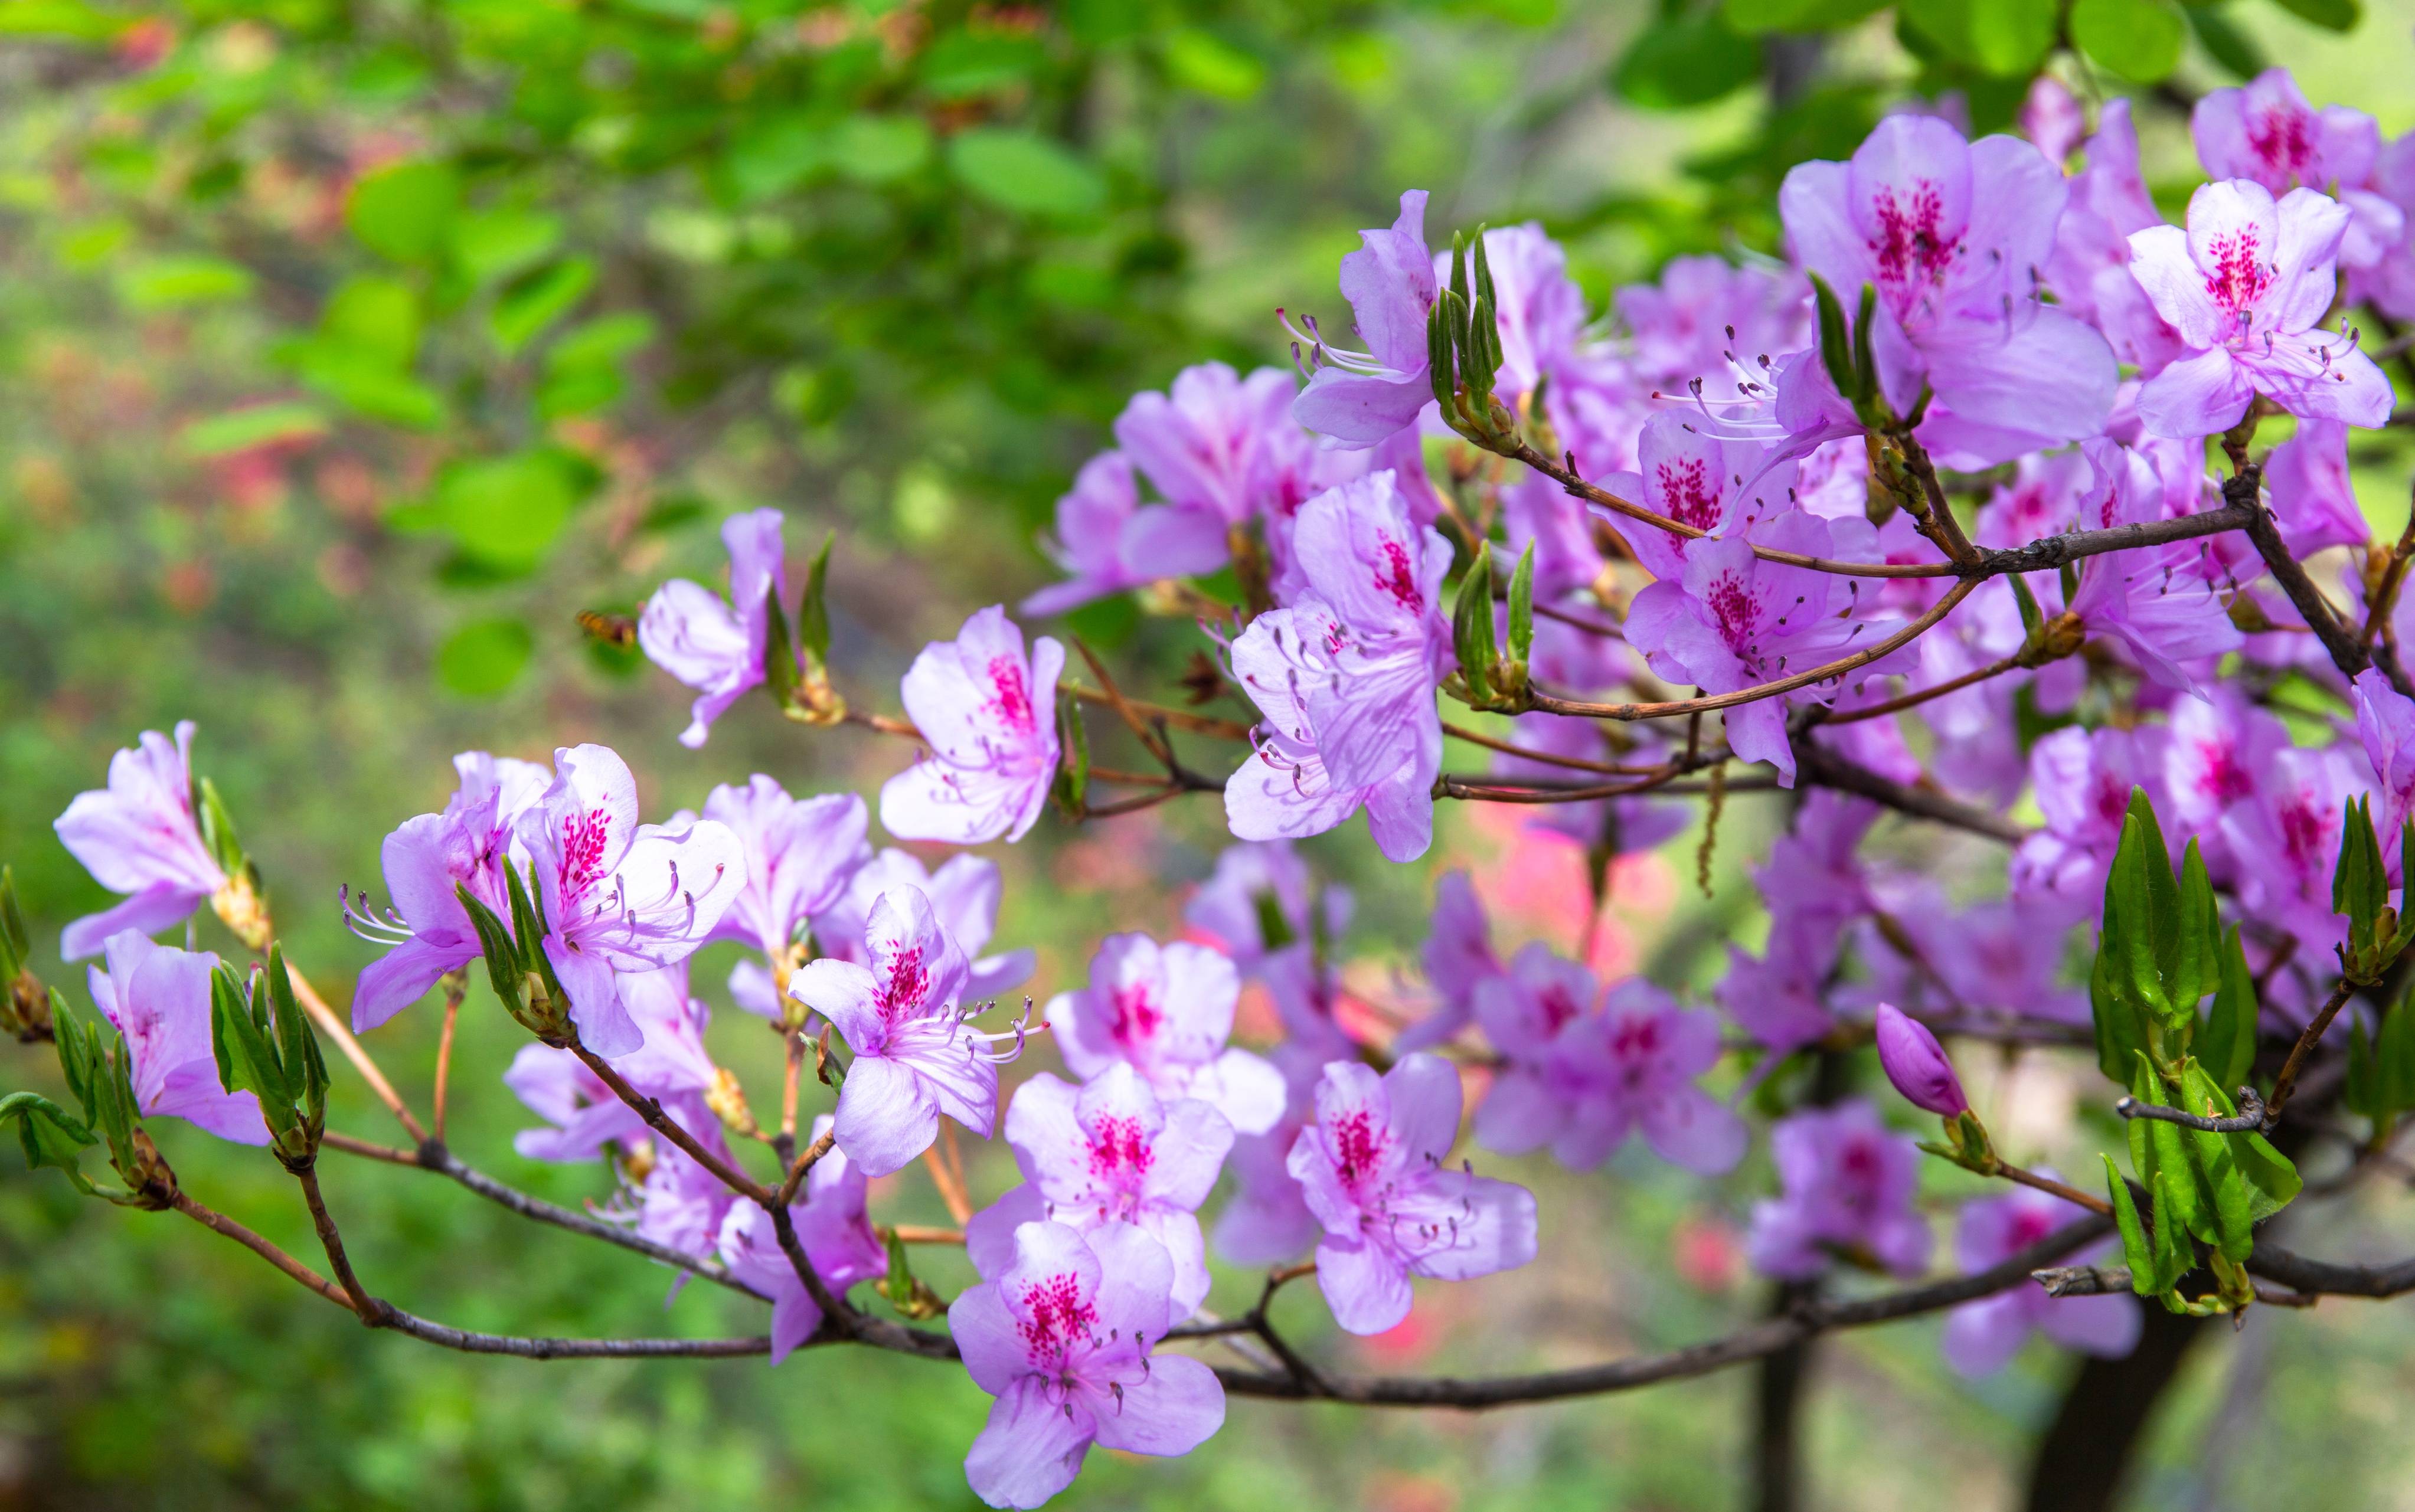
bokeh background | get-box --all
[5,1,2415,1508]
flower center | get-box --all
[558,806,612,898]
[1108,985,1162,1049]
[1374,538,1422,613]
[2246,105,2314,182]
[1332,1107,1388,1189]
[878,945,930,1023]
[1015,1271,1099,1366]
[987,656,1036,735]
[2202,228,2273,330]
[1085,1114,1155,1188]
[1867,180,1961,308]
[1655,457,1721,532]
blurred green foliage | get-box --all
[6,0,2415,1508]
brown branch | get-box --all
[571,1043,773,1205]
[172,1190,354,1311]
[296,1163,385,1324]
[1793,741,2028,844]
[432,974,463,1147]
[774,1127,838,1207]
[2265,978,2360,1126]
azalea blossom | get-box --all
[1045,931,1286,1137]
[1021,451,1228,617]
[717,1115,887,1364]
[881,606,1065,846]
[638,507,790,748]
[1181,838,1352,975]
[87,930,266,1145]
[1747,1100,1931,1280]
[695,776,868,968]
[1943,1184,2140,1376]
[2128,179,2392,436]
[968,1065,1235,1316]
[1292,189,1439,447]
[54,721,230,962]
[813,847,1034,1004]
[950,1220,1224,1509]
[511,744,743,1057]
[1288,1053,1539,1336]
[1113,361,1302,526]
[2192,68,2404,279]
[790,886,1021,1177]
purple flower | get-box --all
[2044,101,2187,375]
[1405,869,1501,1050]
[718,1115,887,1363]
[1872,1002,1966,1117]
[1224,472,1450,861]
[1211,1044,1323,1266]
[347,750,552,1032]
[2263,417,2371,559]
[881,606,1064,846]
[1045,932,1286,1137]
[968,1064,1235,1316]
[1894,897,2087,1026]
[1113,362,1302,526]
[504,963,720,1163]
[1613,254,1812,408]
[789,886,1013,1177]
[814,848,1033,1004]
[1292,189,1440,447]
[2355,667,2415,863]
[1433,222,1584,400]
[2060,439,2243,692]
[1287,1052,1539,1336]
[2128,180,2393,437]
[2193,68,2404,277]
[950,1220,1224,1510]
[1622,509,1893,785]
[2012,724,2171,922]
[638,508,789,748]
[697,777,868,968]
[54,721,227,962]
[1942,1183,2140,1376]
[1181,839,1352,975]
[514,743,744,1057]
[1470,944,1603,1163]
[1780,114,2117,466]
[1747,1099,1930,1280]
[2019,74,2084,166]
[2355,130,2415,320]
[87,930,266,1144]
[1601,409,1798,585]
[1021,451,1228,617]
[2221,742,2364,946]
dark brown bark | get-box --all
[2022,1302,2207,1512]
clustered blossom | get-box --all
[54,721,233,962]
[881,606,1064,846]
[638,507,791,748]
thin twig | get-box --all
[2116,1086,2269,1134]
[570,1045,773,1205]
[774,1127,838,1207]
[2266,980,2360,1126]
[432,974,463,1147]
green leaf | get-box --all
[919,30,1044,99]
[450,207,562,285]
[1452,548,1498,700]
[319,275,422,371]
[117,254,253,310]
[210,964,285,1113]
[2148,1167,2196,1293]
[726,113,831,203]
[435,617,534,699]
[177,401,330,459]
[1720,0,1888,32]
[1164,28,1267,100]
[1898,0,2058,75]
[2171,839,2220,1010]
[491,258,596,354]
[2090,935,2149,1085]
[1611,14,1761,110]
[433,450,589,572]
[2068,0,2185,81]
[2380,985,2415,1117]
[798,530,834,667]
[0,866,29,979]
[949,129,1106,219]
[1808,273,1858,410]
[1505,542,1535,670]
[2105,1153,2158,1291]
[456,882,524,1011]
[0,1090,96,1180]
[2349,1014,2383,1119]
[830,115,932,186]
[2199,925,2257,1095]
[294,346,445,428]
[2182,4,2264,80]
[2008,572,2045,643]
[2178,1064,2254,1261]
[2269,0,2359,30]
[347,159,462,263]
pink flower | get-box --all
[2355,667,2415,865]
[1747,1099,1930,1280]
[1601,409,1798,585]
[1113,362,1302,526]
[514,744,745,1057]
[717,1115,886,1363]
[1210,1044,1323,1266]
[2043,101,2187,375]
[638,508,789,748]
[1780,114,2117,465]
[1292,190,1439,448]
[2192,68,2403,278]
[803,848,1033,1009]
[881,606,1065,846]
[1942,1183,2139,1376]
[1181,839,1352,974]
[1406,869,1502,1050]
[1224,472,1450,861]
[790,886,1019,1177]
[2011,725,2171,922]
[696,776,868,964]
[967,1065,1235,1316]
[2060,439,2243,693]
[87,930,266,1145]
[1045,932,1286,1137]
[504,963,720,1163]
[346,751,551,1032]
[53,721,227,962]
[1872,1002,1966,1117]
[2262,417,2370,558]
[2128,179,2393,437]
[950,1220,1224,1509]
[1287,1053,1539,1336]
[1021,451,1228,617]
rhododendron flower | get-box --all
[2193,68,2403,276]
[812,848,1033,1005]
[1021,452,1228,616]
[1622,510,1891,785]
[1288,1053,1539,1335]
[950,1220,1224,1510]
[968,1065,1234,1315]
[1747,1100,1930,1279]
[1602,409,1798,585]
[1113,362,1302,526]
[2019,74,2084,166]
[514,744,744,1057]
[638,508,789,748]
[87,930,265,1144]
[1436,222,1584,400]
[1211,1044,1323,1266]
[348,750,553,1032]
[790,886,1017,1177]
[2058,439,2243,692]
[505,964,720,1163]
[2128,181,2392,437]
[1613,254,1811,406]
[1780,114,2117,465]
[1406,869,1501,1050]
[695,777,867,966]
[54,721,228,962]
[2044,101,2187,375]
[1226,472,1450,860]
[881,606,1064,846]
[718,1115,886,1363]
[2011,725,2171,921]
[2262,417,2370,559]
[1943,1184,2140,1376]
[1292,190,1439,447]
[1873,1002,1966,1117]
[2355,667,2415,866]
[1046,932,1286,1137]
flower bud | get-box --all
[1874,1002,1968,1117]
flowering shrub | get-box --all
[18,51,2415,1512]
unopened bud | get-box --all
[211,870,272,952]
[1874,1002,1969,1117]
